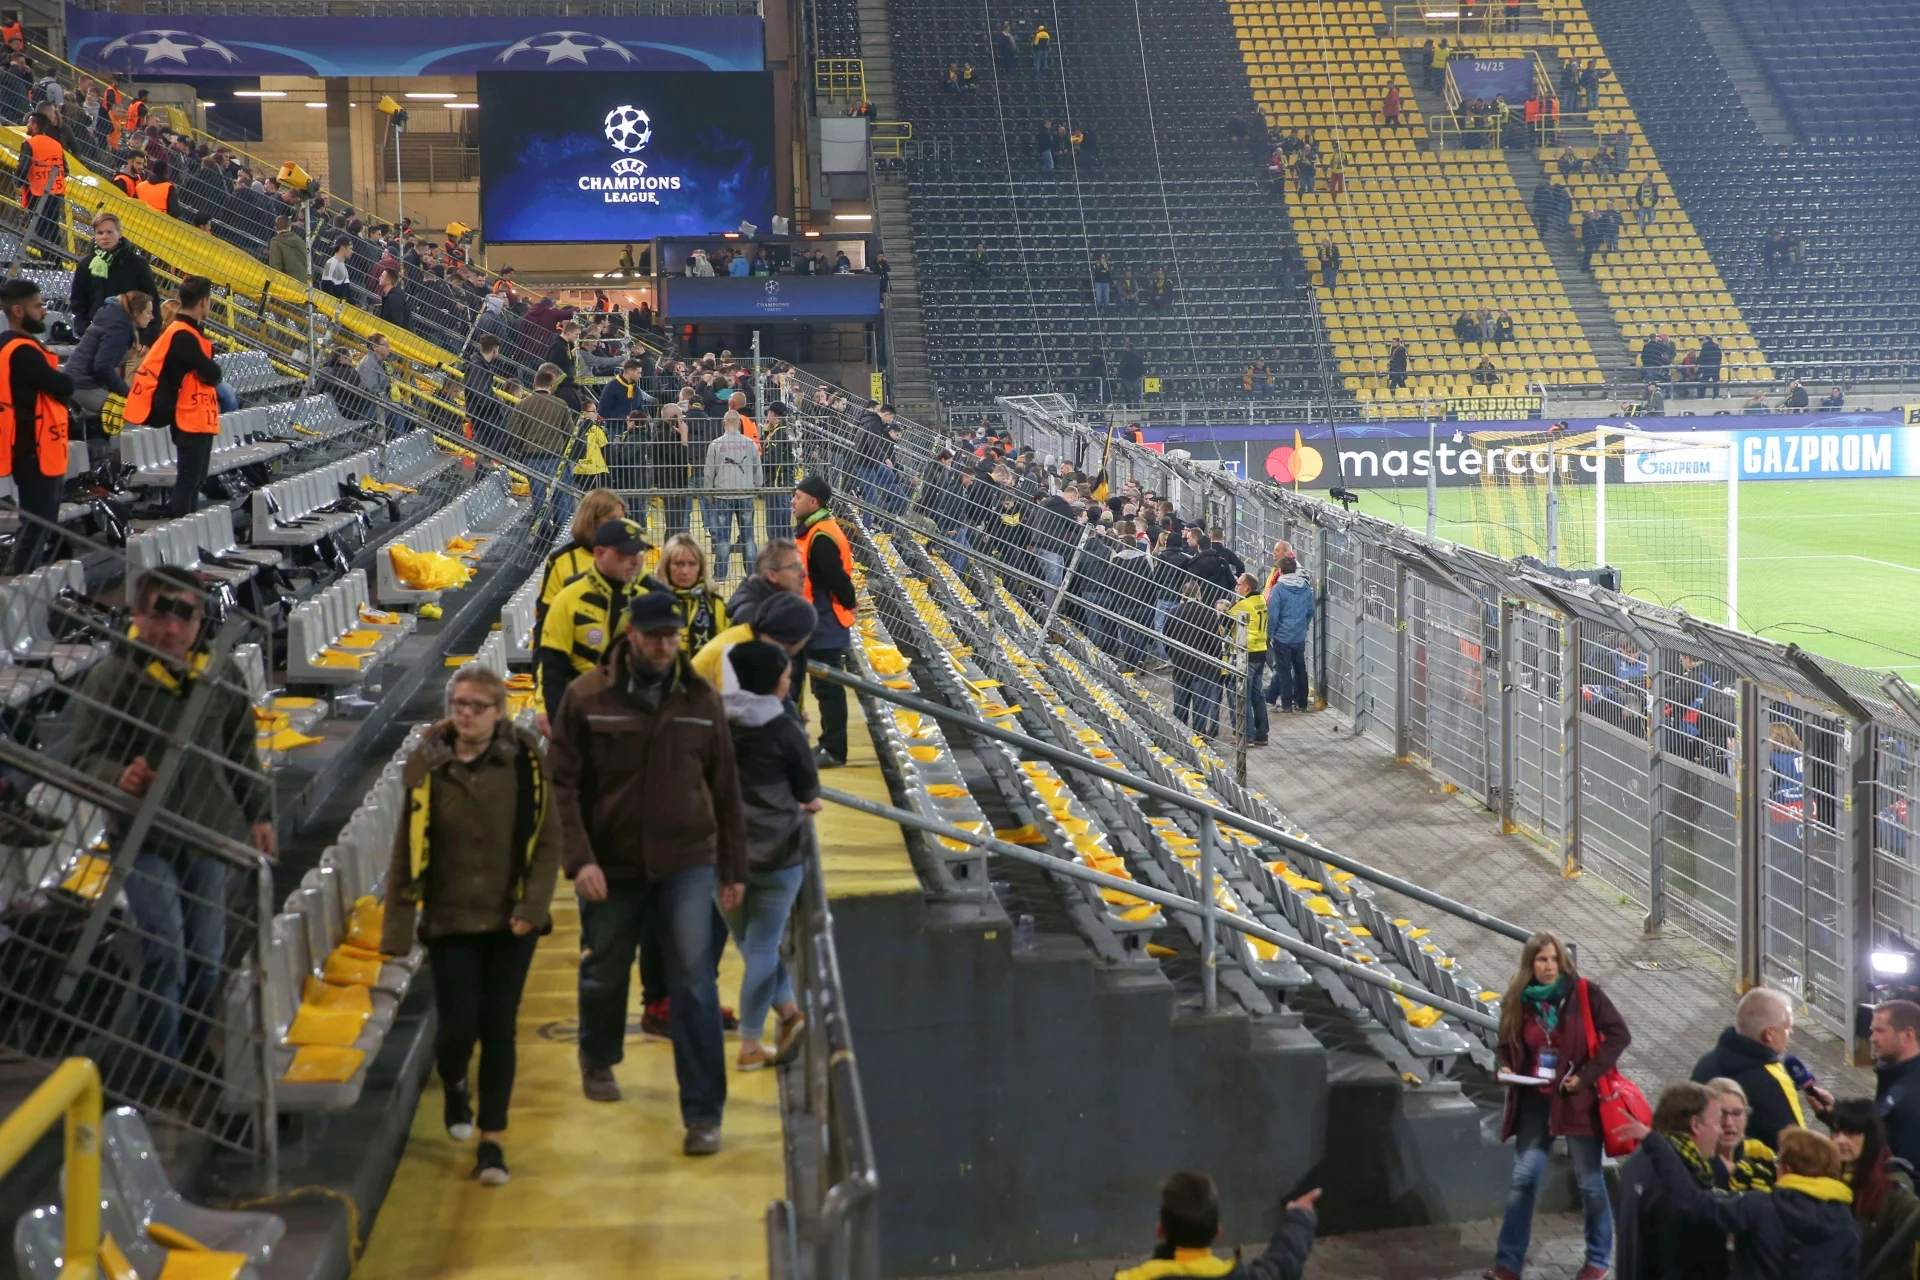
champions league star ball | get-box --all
[603,105,653,155]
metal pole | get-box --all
[1037,524,1094,640]
[1199,815,1218,1012]
[1726,434,1739,628]
[1545,436,1559,567]
[1594,427,1607,570]
[1426,420,1438,539]
[818,784,1502,1030]
[1736,677,1763,990]
[753,328,766,420]
[1498,599,1516,833]
[811,662,1538,942]
[395,120,404,232]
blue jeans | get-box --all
[941,527,972,577]
[521,452,573,536]
[1270,640,1309,709]
[720,863,805,1042]
[1153,597,1177,658]
[215,382,240,413]
[1041,148,1054,171]
[1321,265,1337,288]
[578,867,726,1127]
[855,463,902,527]
[126,852,229,1068]
[1093,281,1110,306]
[1495,1097,1612,1270]
[1038,549,1064,589]
[707,497,756,580]
[1245,653,1269,740]
[1035,48,1050,71]
[1174,675,1219,736]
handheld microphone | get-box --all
[1783,1054,1816,1090]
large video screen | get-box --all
[477,71,775,244]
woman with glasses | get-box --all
[383,664,562,1187]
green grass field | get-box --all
[1350,478,1920,681]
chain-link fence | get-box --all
[997,393,1920,1043]
[0,511,278,1174]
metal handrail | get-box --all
[809,661,1535,945]
[771,825,879,1280]
[0,1059,103,1280]
[816,786,1501,1030]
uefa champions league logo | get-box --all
[579,103,678,203]
[604,105,652,154]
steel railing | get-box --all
[767,826,879,1280]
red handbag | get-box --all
[1577,977,1652,1157]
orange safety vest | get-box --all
[125,319,220,433]
[126,100,147,133]
[20,134,63,204]
[135,179,171,215]
[738,412,759,443]
[103,86,124,144]
[0,335,71,478]
[0,22,21,47]
[800,513,856,628]
[112,172,139,197]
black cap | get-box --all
[627,589,682,634]
[767,401,790,417]
[796,475,831,504]
[592,518,651,555]
[754,592,818,647]
[729,639,792,695]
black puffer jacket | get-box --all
[65,296,140,394]
[724,693,819,871]
[1691,1027,1809,1150]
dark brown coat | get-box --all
[547,643,747,886]
[381,721,563,953]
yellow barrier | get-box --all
[0,1058,103,1280]
[2,122,464,374]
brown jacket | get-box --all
[381,720,563,953]
[548,643,747,886]
[504,387,574,457]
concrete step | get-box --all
[1681,0,1797,145]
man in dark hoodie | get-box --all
[1637,1124,1858,1280]
[1614,1081,1732,1280]
[1691,987,1833,1149]
[1185,527,1239,602]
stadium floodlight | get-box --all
[405,92,456,100]
[232,90,286,98]
[1874,951,1912,977]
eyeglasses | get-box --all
[146,595,201,622]
[450,697,499,714]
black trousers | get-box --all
[8,459,62,574]
[425,929,539,1133]
[168,427,214,518]
[801,645,849,761]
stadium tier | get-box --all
[1721,0,1920,139]
[1585,0,1920,381]
[888,0,1334,405]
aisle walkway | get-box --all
[1242,706,1869,1094]
[358,705,913,1280]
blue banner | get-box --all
[63,6,765,76]
[662,275,884,323]
[1143,409,1911,446]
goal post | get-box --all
[1466,426,1739,626]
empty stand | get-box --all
[888,0,1336,405]
[1585,0,1920,381]
[1721,0,1920,140]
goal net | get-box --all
[1461,427,1738,625]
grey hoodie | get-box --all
[704,429,763,491]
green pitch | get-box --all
[1342,478,1920,682]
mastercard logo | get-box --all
[1265,443,1325,484]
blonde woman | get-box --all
[647,533,730,656]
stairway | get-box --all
[1682,0,1797,145]
[1502,143,1638,380]
[854,0,938,419]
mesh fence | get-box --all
[0,512,276,1166]
[997,393,1920,1041]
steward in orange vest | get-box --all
[16,112,63,202]
[793,475,856,765]
[0,278,74,573]
[136,163,184,218]
[0,18,23,50]
[126,277,225,517]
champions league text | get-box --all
[577,173,684,202]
